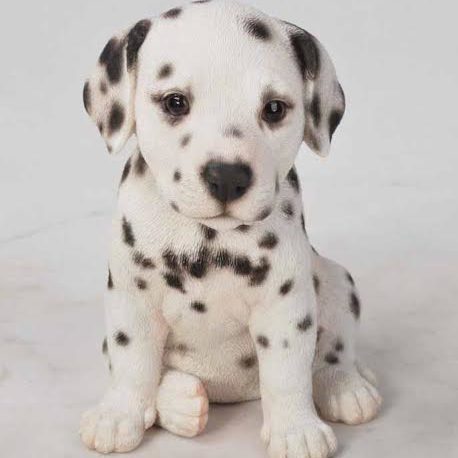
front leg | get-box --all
[80,277,168,453]
[250,273,337,458]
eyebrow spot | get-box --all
[157,63,173,80]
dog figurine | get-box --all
[80,1,382,456]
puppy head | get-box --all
[83,0,345,230]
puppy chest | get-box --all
[161,270,251,344]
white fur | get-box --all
[80,1,381,457]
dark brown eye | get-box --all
[163,93,190,116]
[262,100,287,124]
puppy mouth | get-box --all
[197,213,246,231]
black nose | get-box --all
[202,161,253,203]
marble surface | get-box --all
[1,0,458,457]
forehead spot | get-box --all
[163,7,182,19]
[157,63,173,80]
[223,126,243,138]
[243,18,271,40]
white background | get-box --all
[1,1,457,457]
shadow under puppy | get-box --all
[81,1,382,456]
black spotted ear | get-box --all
[83,19,152,154]
[284,23,345,157]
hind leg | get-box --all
[311,252,382,425]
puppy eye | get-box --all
[262,100,287,124]
[163,93,190,117]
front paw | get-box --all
[262,416,337,458]
[80,391,146,454]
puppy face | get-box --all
[84,0,345,230]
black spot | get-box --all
[171,202,179,212]
[99,37,124,84]
[201,225,217,241]
[173,170,181,182]
[135,277,148,290]
[325,352,339,365]
[126,19,152,70]
[256,335,269,348]
[350,291,361,319]
[257,207,272,221]
[282,339,289,349]
[100,81,107,94]
[190,301,207,313]
[83,81,91,114]
[121,217,135,247]
[244,18,271,40]
[214,249,231,268]
[279,279,294,295]
[181,134,191,147]
[249,257,270,286]
[132,251,155,269]
[193,0,211,3]
[157,63,173,79]
[135,152,147,175]
[275,176,280,193]
[286,167,300,192]
[346,271,355,286]
[236,224,251,232]
[297,314,313,332]
[115,331,130,346]
[120,157,131,184]
[175,343,189,354]
[329,110,343,140]
[310,93,321,127]
[180,253,190,269]
[289,29,320,80]
[313,274,320,295]
[233,256,252,276]
[282,201,294,218]
[317,326,324,342]
[335,339,344,352]
[224,126,243,138]
[108,102,125,135]
[189,248,210,278]
[163,272,185,293]
[107,269,114,289]
[163,7,182,18]
[258,232,278,249]
[240,354,257,369]
[102,337,108,354]
[163,249,180,271]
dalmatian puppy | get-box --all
[80,1,382,456]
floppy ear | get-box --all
[83,19,152,154]
[283,22,345,157]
